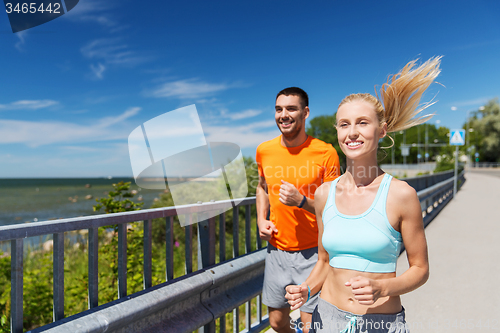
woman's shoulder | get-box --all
[388,177,418,202]
[315,181,334,204]
[316,181,333,198]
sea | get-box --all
[0,177,168,251]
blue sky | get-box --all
[1,0,499,177]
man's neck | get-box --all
[280,132,308,148]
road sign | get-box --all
[450,129,465,146]
[401,147,409,156]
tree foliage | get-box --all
[305,114,345,168]
[305,113,450,167]
[93,181,143,213]
[469,98,500,162]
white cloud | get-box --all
[90,63,106,80]
[0,107,141,147]
[449,97,493,109]
[222,109,262,120]
[96,107,140,127]
[204,120,277,148]
[146,79,234,99]
[452,39,500,51]
[0,100,59,110]
[81,38,149,66]
[15,31,28,52]
[64,0,117,27]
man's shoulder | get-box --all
[307,137,338,155]
[256,136,281,153]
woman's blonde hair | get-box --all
[338,56,442,134]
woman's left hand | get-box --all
[345,276,383,305]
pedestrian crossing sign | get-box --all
[450,129,465,146]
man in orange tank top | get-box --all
[256,87,340,333]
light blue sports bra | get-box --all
[322,173,402,273]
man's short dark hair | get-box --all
[276,87,309,108]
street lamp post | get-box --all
[425,123,429,163]
[466,109,471,170]
[417,125,421,164]
[403,130,406,165]
[391,133,395,165]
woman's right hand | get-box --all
[285,283,309,310]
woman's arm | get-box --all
[347,181,429,305]
[285,182,332,310]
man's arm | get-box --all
[256,174,278,241]
[278,146,340,214]
[278,180,315,214]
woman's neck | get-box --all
[344,157,383,187]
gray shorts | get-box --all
[309,297,409,333]
[262,243,319,313]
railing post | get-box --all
[143,220,152,290]
[198,214,216,333]
[232,206,240,333]
[197,215,216,269]
[244,205,252,331]
[53,232,65,321]
[185,215,193,274]
[245,205,251,253]
[166,216,174,281]
[219,211,226,262]
[88,228,98,309]
[118,223,128,299]
[233,306,239,333]
[10,239,23,333]
[245,301,251,331]
[256,220,262,250]
[219,212,226,333]
[257,294,263,323]
[233,206,239,257]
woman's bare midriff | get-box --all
[320,267,402,315]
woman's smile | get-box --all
[346,141,364,149]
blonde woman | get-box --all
[285,57,441,333]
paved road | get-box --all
[469,167,500,179]
[396,171,500,332]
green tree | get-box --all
[306,114,346,167]
[469,98,500,162]
[93,181,146,303]
[93,181,144,213]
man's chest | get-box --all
[260,154,325,191]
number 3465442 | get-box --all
[5,3,62,14]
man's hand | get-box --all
[258,219,278,241]
[279,180,303,207]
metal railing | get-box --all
[471,162,500,168]
[1,198,268,333]
[403,170,455,192]
[1,171,466,333]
